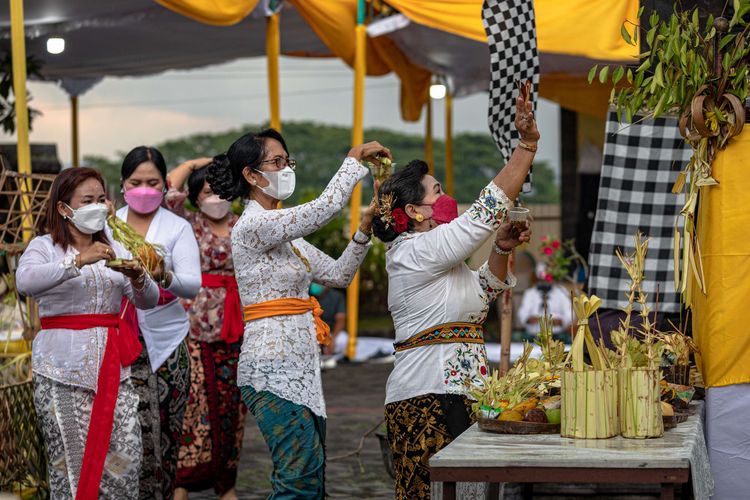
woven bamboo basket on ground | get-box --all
[0,354,48,498]
[618,367,663,439]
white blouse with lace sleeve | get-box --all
[234,157,370,417]
[384,181,517,406]
[16,235,159,391]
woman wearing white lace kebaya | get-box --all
[206,129,388,498]
[372,95,539,500]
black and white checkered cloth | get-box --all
[588,111,691,313]
[482,0,539,193]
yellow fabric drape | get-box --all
[155,0,259,26]
[539,74,615,119]
[692,129,750,388]
[289,0,430,121]
[386,0,639,62]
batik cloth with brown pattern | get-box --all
[385,393,475,500]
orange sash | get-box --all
[243,297,331,345]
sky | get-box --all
[15,56,561,175]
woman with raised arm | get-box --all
[206,129,387,498]
[372,96,539,500]
[115,146,202,500]
[16,167,159,499]
[165,157,246,500]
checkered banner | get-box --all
[588,111,691,313]
[482,0,539,193]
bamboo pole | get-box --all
[266,12,282,132]
[499,250,514,375]
[345,1,366,361]
[445,92,454,197]
[10,0,31,243]
[71,96,80,167]
[425,97,434,175]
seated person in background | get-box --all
[518,264,573,343]
[310,284,347,366]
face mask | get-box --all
[424,194,459,225]
[256,167,296,201]
[310,283,324,297]
[200,195,231,220]
[123,186,164,214]
[65,203,109,235]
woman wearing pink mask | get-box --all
[116,146,202,500]
[371,96,538,500]
[165,158,246,500]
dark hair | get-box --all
[186,167,209,207]
[46,167,111,250]
[372,160,429,243]
[207,129,289,201]
[121,146,167,182]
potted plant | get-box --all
[590,2,750,301]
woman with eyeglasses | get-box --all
[115,146,202,500]
[206,129,388,498]
[165,157,246,500]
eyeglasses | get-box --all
[260,156,296,171]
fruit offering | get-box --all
[367,156,395,182]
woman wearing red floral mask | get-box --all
[372,96,538,500]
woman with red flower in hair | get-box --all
[371,95,538,500]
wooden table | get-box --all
[430,403,711,500]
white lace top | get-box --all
[384,182,516,405]
[235,157,371,417]
[16,235,159,391]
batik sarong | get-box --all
[176,337,246,494]
[385,393,474,500]
[131,338,190,500]
[33,374,142,499]
[240,385,326,500]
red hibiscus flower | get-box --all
[392,208,409,233]
[543,247,553,255]
[545,273,554,282]
[552,240,561,249]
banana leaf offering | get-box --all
[107,216,164,278]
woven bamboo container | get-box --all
[618,367,663,439]
[561,369,619,439]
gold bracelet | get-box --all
[518,141,538,153]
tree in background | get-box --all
[0,52,43,135]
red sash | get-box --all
[201,273,243,343]
[40,313,141,500]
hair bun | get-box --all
[207,153,237,201]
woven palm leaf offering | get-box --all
[471,326,567,434]
[561,294,620,439]
[610,232,665,438]
[106,215,164,278]
[366,155,395,183]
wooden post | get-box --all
[425,97,434,175]
[266,12,281,132]
[71,96,80,167]
[445,92,454,196]
[500,250,515,375]
[345,0,366,360]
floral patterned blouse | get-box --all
[384,181,516,405]
[167,194,239,344]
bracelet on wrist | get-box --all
[493,241,514,256]
[518,140,538,153]
[352,231,371,245]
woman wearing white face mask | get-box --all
[206,129,388,498]
[114,146,202,500]
[165,158,246,500]
[16,167,159,499]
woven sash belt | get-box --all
[393,322,484,353]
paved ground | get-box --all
[195,360,395,500]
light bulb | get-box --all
[46,37,65,55]
[429,83,447,100]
